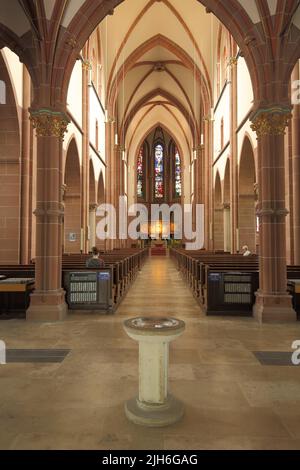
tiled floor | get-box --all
[0,257,300,450]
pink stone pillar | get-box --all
[251,106,297,323]
[204,118,213,250]
[26,109,70,321]
[81,58,91,254]
[114,143,122,249]
[105,119,115,250]
[292,64,300,264]
[229,57,238,253]
[20,66,32,264]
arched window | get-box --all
[154,143,164,199]
[174,147,182,198]
[137,146,144,198]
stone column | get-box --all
[292,64,300,264]
[193,144,204,205]
[81,58,92,254]
[229,57,238,253]
[251,106,297,322]
[204,117,213,250]
[89,203,97,250]
[61,183,67,253]
[105,119,115,250]
[223,203,231,252]
[192,145,203,239]
[20,66,32,264]
[26,108,70,321]
[114,143,122,249]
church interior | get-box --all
[0,0,300,451]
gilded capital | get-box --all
[89,203,98,211]
[193,144,204,153]
[251,107,292,137]
[30,109,70,140]
[82,59,92,71]
[228,57,238,67]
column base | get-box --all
[26,289,68,322]
[253,292,297,323]
[125,394,184,427]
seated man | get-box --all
[86,247,105,268]
[242,245,251,257]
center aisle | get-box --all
[118,256,201,319]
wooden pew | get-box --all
[170,247,300,318]
[0,248,149,317]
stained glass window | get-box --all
[154,144,164,199]
[174,147,182,198]
[137,147,144,198]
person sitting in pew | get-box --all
[86,247,105,268]
[242,245,252,257]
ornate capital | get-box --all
[204,114,214,123]
[66,37,77,49]
[34,204,65,221]
[193,144,204,154]
[89,203,98,212]
[82,59,92,71]
[115,145,126,157]
[30,109,70,140]
[256,207,289,218]
[251,106,292,137]
[61,184,67,201]
[228,57,238,67]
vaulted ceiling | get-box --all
[96,0,225,159]
[1,0,300,156]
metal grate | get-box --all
[253,351,297,366]
[6,349,70,363]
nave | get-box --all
[0,257,300,450]
[1,0,300,452]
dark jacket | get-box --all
[86,257,105,268]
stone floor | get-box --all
[0,257,300,450]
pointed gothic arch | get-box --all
[64,138,81,253]
[238,135,257,253]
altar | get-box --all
[151,240,167,256]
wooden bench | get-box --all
[0,248,149,317]
[170,248,300,318]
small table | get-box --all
[288,279,300,293]
[0,278,35,317]
[287,279,300,319]
[123,317,185,427]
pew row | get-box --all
[0,248,149,317]
[170,248,300,318]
